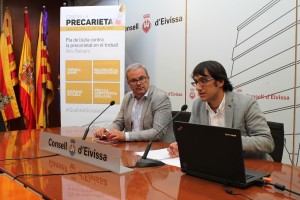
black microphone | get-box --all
[82,100,115,140]
[135,104,188,168]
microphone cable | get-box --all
[144,172,176,199]
[256,177,300,196]
[0,154,59,161]
[223,185,252,200]
[135,104,188,168]
[13,169,112,181]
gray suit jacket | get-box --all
[190,91,275,160]
[106,85,175,142]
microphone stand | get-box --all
[135,105,188,168]
[135,140,164,167]
[82,101,115,140]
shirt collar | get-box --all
[206,93,226,112]
[131,88,150,100]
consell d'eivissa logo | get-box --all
[77,145,107,161]
[48,138,107,161]
[69,139,76,156]
[236,88,290,101]
[126,14,183,32]
[247,93,290,100]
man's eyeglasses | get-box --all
[191,77,214,87]
[128,76,148,85]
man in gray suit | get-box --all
[94,63,174,142]
[168,60,274,160]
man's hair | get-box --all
[191,60,233,91]
[126,63,149,80]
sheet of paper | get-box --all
[135,148,181,167]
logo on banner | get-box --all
[69,139,76,156]
[142,14,152,33]
[189,88,196,100]
[236,88,290,101]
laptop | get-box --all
[173,121,269,188]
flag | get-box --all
[36,7,54,128]
[0,7,20,130]
[18,8,36,129]
[0,31,21,124]
[2,8,18,86]
[0,113,6,131]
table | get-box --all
[0,174,42,199]
[0,127,299,200]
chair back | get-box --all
[267,121,284,163]
[172,111,191,123]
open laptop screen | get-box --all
[173,121,269,188]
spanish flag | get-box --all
[18,8,36,129]
[0,31,21,124]
[2,8,18,86]
[36,7,54,128]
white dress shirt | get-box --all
[206,94,226,127]
[124,90,149,141]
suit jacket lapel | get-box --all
[225,92,234,128]
[200,103,209,125]
[125,94,135,131]
[140,85,154,129]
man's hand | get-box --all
[93,127,109,140]
[167,142,179,158]
[107,129,125,142]
[94,128,125,142]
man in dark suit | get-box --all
[94,63,174,142]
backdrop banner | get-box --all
[60,5,126,136]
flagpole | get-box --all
[0,0,3,28]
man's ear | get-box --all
[216,80,224,88]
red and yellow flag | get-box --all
[2,8,18,86]
[18,8,36,129]
[0,31,21,123]
[36,7,54,128]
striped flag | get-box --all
[2,8,18,86]
[0,31,21,125]
[18,8,36,129]
[36,7,54,128]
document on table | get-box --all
[135,148,181,167]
